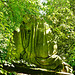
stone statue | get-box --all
[7,17,73,73]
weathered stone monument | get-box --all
[7,15,73,73]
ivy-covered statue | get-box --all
[11,15,73,73]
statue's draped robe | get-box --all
[11,21,63,71]
[13,23,63,71]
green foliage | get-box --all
[42,0,75,70]
[0,0,41,74]
[0,0,40,74]
[0,0,75,74]
[69,0,75,14]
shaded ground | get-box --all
[0,62,74,75]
